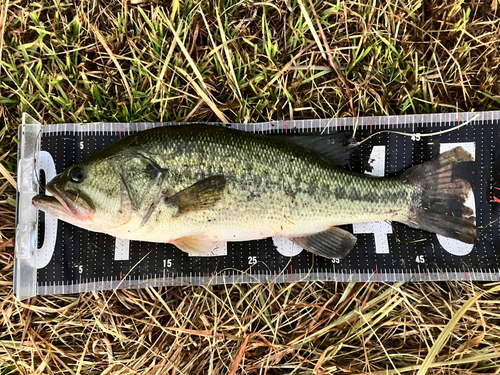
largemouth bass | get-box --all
[32,125,476,258]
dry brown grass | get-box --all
[1,0,500,373]
[2,282,500,374]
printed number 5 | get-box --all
[79,141,84,149]
[78,265,83,274]
[248,256,257,265]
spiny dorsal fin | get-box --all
[290,226,357,259]
[169,175,227,216]
[284,133,352,165]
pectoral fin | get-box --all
[290,227,357,259]
[173,235,217,254]
[169,175,227,216]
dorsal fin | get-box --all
[283,133,352,165]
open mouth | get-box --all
[32,183,91,221]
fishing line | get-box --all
[350,113,480,148]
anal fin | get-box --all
[290,227,357,259]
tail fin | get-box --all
[401,147,476,244]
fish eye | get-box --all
[69,167,84,183]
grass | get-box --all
[1,0,500,373]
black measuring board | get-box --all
[31,113,500,296]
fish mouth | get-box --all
[32,183,92,221]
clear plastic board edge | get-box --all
[14,113,42,300]
[14,110,499,300]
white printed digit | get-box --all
[352,146,393,254]
[272,236,303,257]
[114,238,130,261]
[79,141,84,149]
[437,142,475,256]
[35,151,58,269]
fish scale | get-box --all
[101,126,414,242]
